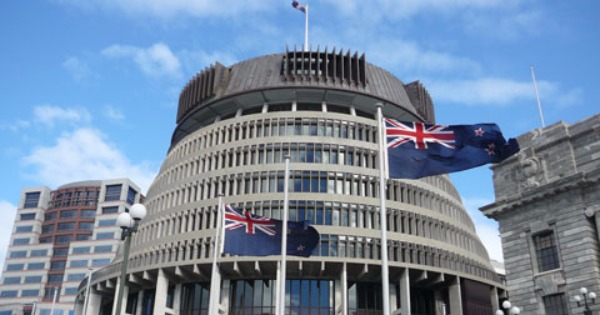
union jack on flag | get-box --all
[385,118,455,150]
[224,205,276,236]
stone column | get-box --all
[449,277,463,315]
[490,286,500,313]
[86,287,102,315]
[152,268,169,314]
[340,263,348,315]
[112,278,128,315]
[400,268,411,315]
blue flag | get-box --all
[385,119,520,179]
[222,205,320,257]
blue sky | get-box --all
[1,0,598,269]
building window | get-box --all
[53,248,69,256]
[16,225,33,232]
[44,212,57,221]
[105,184,122,201]
[81,209,96,218]
[96,232,114,240]
[9,250,27,258]
[70,260,88,268]
[127,187,137,205]
[20,213,36,220]
[13,238,30,245]
[72,247,91,254]
[27,262,45,270]
[42,224,55,233]
[30,249,48,257]
[55,234,74,244]
[102,206,119,214]
[92,259,111,266]
[67,273,86,282]
[50,261,66,270]
[98,219,116,227]
[0,291,18,298]
[543,293,568,315]
[24,276,42,283]
[60,210,77,218]
[22,289,39,297]
[58,222,76,231]
[2,277,20,284]
[533,231,560,272]
[94,245,113,253]
[76,234,92,241]
[6,263,24,271]
[47,274,63,283]
[79,222,95,230]
[64,287,79,295]
[23,192,41,208]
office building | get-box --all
[0,179,143,315]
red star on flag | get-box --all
[485,143,496,155]
[475,127,485,136]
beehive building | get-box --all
[77,48,505,315]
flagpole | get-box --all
[304,4,309,51]
[277,155,291,315]
[376,103,391,315]
[208,195,224,314]
[530,65,546,128]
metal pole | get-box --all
[115,228,132,315]
[50,287,58,315]
[530,65,546,127]
[277,155,291,315]
[304,4,309,51]
[208,195,224,314]
[31,301,37,315]
[82,268,93,315]
[376,104,391,315]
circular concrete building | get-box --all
[78,48,504,315]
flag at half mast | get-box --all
[222,204,320,257]
[384,118,520,179]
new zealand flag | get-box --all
[385,119,520,179]
[222,205,320,257]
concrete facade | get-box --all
[0,179,143,315]
[482,114,600,314]
[77,49,505,315]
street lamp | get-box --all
[574,287,596,315]
[495,300,521,315]
[114,203,147,315]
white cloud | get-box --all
[33,105,92,127]
[323,0,514,20]
[0,119,31,132]
[0,201,17,275]
[102,43,182,79]
[105,105,125,121]
[56,0,278,18]
[462,196,504,262]
[22,128,156,193]
[63,57,91,81]
[367,40,481,75]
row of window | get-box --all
[44,209,96,221]
[0,287,81,299]
[138,198,482,257]
[171,116,379,162]
[157,143,379,192]
[5,258,110,273]
[49,189,99,209]
[8,245,113,260]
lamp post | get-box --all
[495,300,521,315]
[114,203,147,315]
[574,287,596,315]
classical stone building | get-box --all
[0,179,143,315]
[482,114,600,314]
[76,48,505,315]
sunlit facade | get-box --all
[77,48,505,315]
[0,179,142,315]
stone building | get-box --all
[76,48,505,315]
[481,114,600,314]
